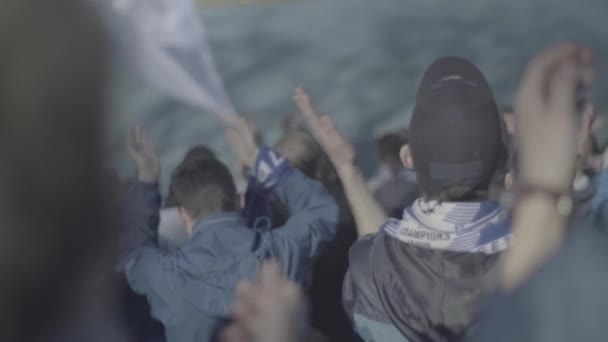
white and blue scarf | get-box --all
[382,199,511,254]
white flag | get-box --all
[109,0,236,122]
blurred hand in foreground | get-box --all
[222,261,307,342]
[226,117,260,169]
[515,44,594,192]
[126,125,161,183]
[577,101,596,163]
[503,44,594,291]
[293,87,356,172]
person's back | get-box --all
[122,129,339,342]
[343,57,510,342]
[241,128,358,341]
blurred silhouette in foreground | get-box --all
[0,0,110,340]
[471,44,608,342]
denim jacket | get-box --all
[121,149,339,342]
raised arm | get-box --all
[502,44,594,290]
[117,125,163,268]
[293,88,386,237]
[226,118,339,282]
[120,126,185,321]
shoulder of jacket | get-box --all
[347,232,386,280]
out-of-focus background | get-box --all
[107,0,608,188]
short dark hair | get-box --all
[170,158,238,218]
[376,131,408,171]
[165,145,217,208]
[184,145,216,161]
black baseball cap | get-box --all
[409,57,506,200]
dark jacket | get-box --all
[343,232,500,342]
[244,161,359,341]
[122,150,339,342]
[308,186,358,342]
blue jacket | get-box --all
[122,149,339,342]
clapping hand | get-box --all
[515,44,594,192]
[126,125,161,183]
[293,88,356,172]
[503,44,594,290]
[293,87,386,236]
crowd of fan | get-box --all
[2,1,608,342]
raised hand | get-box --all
[502,44,594,290]
[222,261,307,342]
[515,44,594,192]
[226,117,260,169]
[126,125,161,183]
[293,88,355,171]
[293,87,385,236]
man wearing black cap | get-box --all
[297,57,510,341]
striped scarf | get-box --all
[382,199,511,254]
